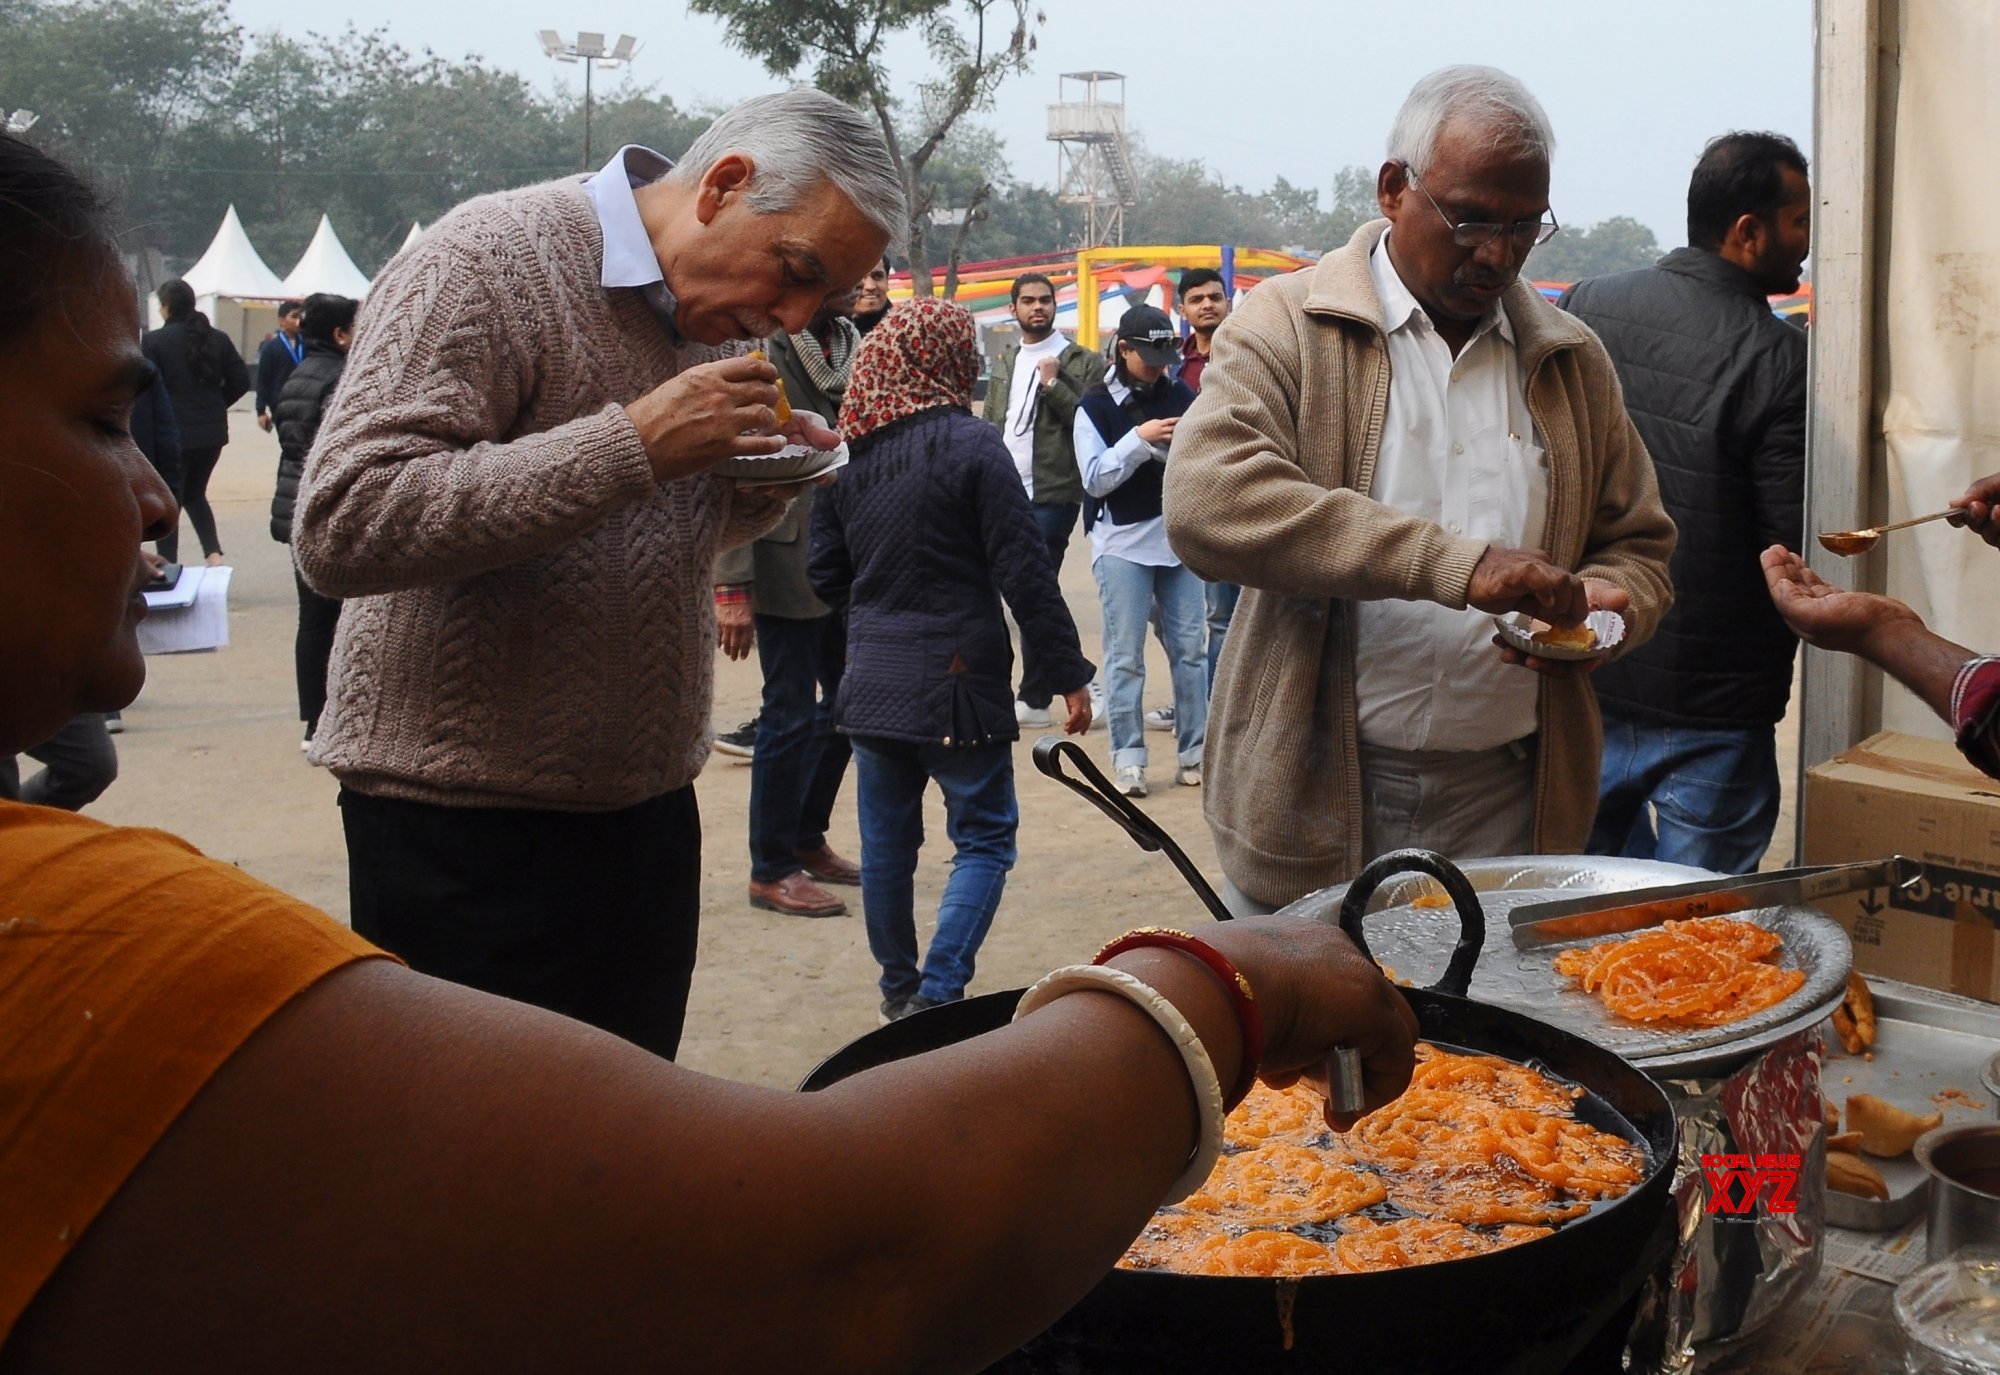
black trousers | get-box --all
[294,566,341,737]
[0,713,117,810]
[340,785,702,1060]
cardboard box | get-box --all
[1803,731,2000,1002]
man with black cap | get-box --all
[1074,304,1206,798]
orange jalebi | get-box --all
[1115,1043,1645,1277]
[1552,916,1805,1027]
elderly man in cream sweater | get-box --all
[1165,65,1675,916]
[295,91,900,1059]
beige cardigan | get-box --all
[1164,221,1676,906]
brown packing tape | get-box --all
[1838,746,2000,795]
[1956,899,1997,999]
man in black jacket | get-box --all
[254,300,305,431]
[1561,131,1810,873]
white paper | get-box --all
[137,565,231,654]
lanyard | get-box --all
[280,333,304,365]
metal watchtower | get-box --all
[1048,71,1138,247]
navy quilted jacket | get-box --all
[810,406,1094,745]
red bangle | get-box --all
[1094,927,1263,1111]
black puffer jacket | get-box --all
[270,343,347,543]
[1561,249,1807,727]
[809,405,1094,746]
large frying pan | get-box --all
[802,746,1679,1374]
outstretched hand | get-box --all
[1760,544,1922,654]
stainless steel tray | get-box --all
[1287,856,1852,1077]
[1823,977,2000,1231]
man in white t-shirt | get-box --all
[980,273,1106,726]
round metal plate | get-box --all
[1285,855,1854,1078]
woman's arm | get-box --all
[6,923,1414,1375]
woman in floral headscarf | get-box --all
[810,297,1096,1024]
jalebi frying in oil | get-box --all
[1116,1044,1645,1277]
[1551,916,1806,1027]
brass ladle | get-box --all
[1817,507,1959,556]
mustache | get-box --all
[1453,265,1513,292]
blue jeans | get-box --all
[748,612,851,882]
[851,736,1018,1004]
[1018,501,1082,709]
[1588,701,1780,875]
[1093,555,1207,770]
[1205,580,1240,691]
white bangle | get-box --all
[1013,963,1225,1202]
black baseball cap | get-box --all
[1115,304,1180,368]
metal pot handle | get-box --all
[1031,737,1234,924]
[1335,848,1485,997]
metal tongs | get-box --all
[1031,738,1367,1112]
[1506,855,1922,950]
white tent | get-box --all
[400,221,424,254]
[280,214,372,299]
[181,204,286,303]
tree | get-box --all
[686,0,1040,296]
[0,0,242,266]
[1525,215,1663,283]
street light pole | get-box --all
[538,31,639,171]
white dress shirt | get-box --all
[582,145,682,340]
[1074,377,1178,566]
[1353,231,1550,752]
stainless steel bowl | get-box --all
[1917,1124,2000,1261]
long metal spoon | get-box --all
[1818,506,1958,556]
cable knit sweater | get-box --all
[293,176,783,811]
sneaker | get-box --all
[1014,699,1053,728]
[1176,764,1202,787]
[1117,765,1148,798]
[712,721,757,759]
[878,993,942,1025]
[1145,704,1176,732]
[1088,682,1106,731]
[103,711,124,735]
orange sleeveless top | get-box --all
[0,802,387,1340]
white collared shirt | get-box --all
[582,145,682,339]
[1074,376,1177,566]
[1353,231,1550,752]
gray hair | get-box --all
[1386,66,1556,178]
[671,90,908,253]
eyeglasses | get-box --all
[1403,163,1560,250]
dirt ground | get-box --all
[86,417,1798,1091]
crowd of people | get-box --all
[7,55,2000,1372]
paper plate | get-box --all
[1491,608,1627,662]
[713,410,849,486]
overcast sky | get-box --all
[224,0,1814,248]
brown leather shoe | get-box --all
[749,871,848,917]
[796,843,862,886]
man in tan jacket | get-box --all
[1165,65,1675,913]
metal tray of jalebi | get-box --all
[1286,855,1854,1078]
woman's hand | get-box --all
[1197,917,1421,1130]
